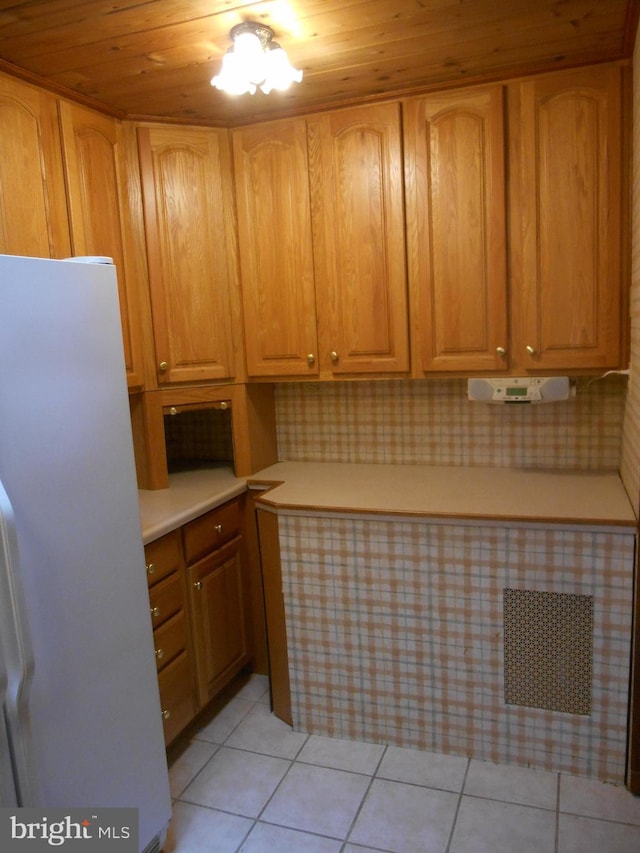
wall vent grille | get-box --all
[503,588,593,715]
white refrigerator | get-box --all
[0,255,171,851]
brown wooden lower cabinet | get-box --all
[157,651,195,745]
[144,495,251,746]
[188,535,250,708]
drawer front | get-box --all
[183,499,241,564]
[149,572,183,629]
[157,651,195,745]
[145,529,182,588]
[153,609,187,671]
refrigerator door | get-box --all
[0,255,171,849]
[0,479,35,807]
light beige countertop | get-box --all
[138,467,246,544]
[137,462,638,544]
[250,462,638,529]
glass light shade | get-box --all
[211,49,256,95]
[233,31,268,84]
[211,23,302,97]
[261,46,304,94]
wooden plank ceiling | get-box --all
[0,0,637,126]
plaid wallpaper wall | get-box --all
[275,376,627,471]
[280,514,635,783]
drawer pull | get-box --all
[162,709,171,720]
[155,648,165,661]
[214,523,223,534]
[194,581,202,591]
[146,562,155,576]
[151,606,160,618]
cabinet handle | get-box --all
[307,353,315,365]
[150,606,160,618]
[146,562,155,576]
[155,648,165,660]
[330,351,339,362]
[162,709,171,720]
[159,361,168,372]
[214,523,223,534]
[496,346,506,356]
[526,345,536,356]
[194,581,202,590]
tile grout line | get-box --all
[234,687,304,850]
[240,706,312,847]
[340,743,391,853]
[444,757,471,853]
[173,691,260,801]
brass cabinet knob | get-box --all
[214,523,223,534]
[330,351,339,362]
[194,581,202,590]
[526,345,536,356]
[162,709,171,720]
[150,606,160,618]
[159,361,168,372]
[155,648,165,661]
[146,562,155,576]
[307,353,315,364]
[496,346,506,356]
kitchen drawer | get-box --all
[153,609,187,671]
[183,498,241,564]
[149,572,183,629]
[144,529,183,588]
[157,650,195,745]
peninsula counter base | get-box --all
[259,509,635,785]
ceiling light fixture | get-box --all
[211,22,303,96]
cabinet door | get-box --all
[0,74,70,258]
[404,85,508,373]
[188,536,249,708]
[509,64,623,371]
[308,103,409,375]
[233,119,319,377]
[138,125,242,384]
[59,102,144,388]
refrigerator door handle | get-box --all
[0,478,36,805]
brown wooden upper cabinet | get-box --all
[405,64,625,375]
[0,75,70,259]
[233,103,409,379]
[59,102,145,389]
[233,118,318,378]
[137,124,243,385]
[508,64,624,372]
[404,85,508,374]
[307,103,409,376]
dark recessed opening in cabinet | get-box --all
[163,402,234,473]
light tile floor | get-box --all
[164,673,640,853]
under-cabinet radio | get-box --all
[467,376,571,404]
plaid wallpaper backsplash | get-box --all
[275,376,627,471]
